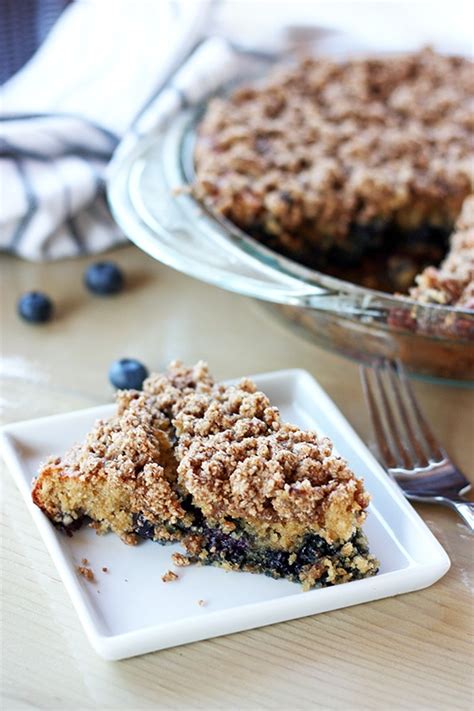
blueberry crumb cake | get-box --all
[32,362,378,590]
[194,48,473,301]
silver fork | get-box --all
[361,359,474,531]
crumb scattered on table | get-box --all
[77,566,95,582]
[102,567,108,573]
[172,552,191,567]
[197,599,206,607]
[81,558,89,565]
[162,570,179,583]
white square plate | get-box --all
[1,369,450,660]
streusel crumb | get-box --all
[171,552,191,567]
[77,566,95,582]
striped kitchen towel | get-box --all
[0,0,241,261]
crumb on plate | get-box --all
[172,552,191,567]
[77,566,95,582]
[162,570,179,583]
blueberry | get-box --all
[109,358,149,390]
[265,550,290,575]
[17,291,53,324]
[133,513,155,540]
[222,537,248,565]
[297,535,335,567]
[204,527,248,565]
[84,261,124,295]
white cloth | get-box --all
[0,0,220,260]
[1,0,472,261]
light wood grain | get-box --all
[1,247,473,711]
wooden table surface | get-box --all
[1,246,473,711]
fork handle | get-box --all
[446,500,474,532]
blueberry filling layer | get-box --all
[132,512,377,586]
[54,510,376,587]
[252,220,451,293]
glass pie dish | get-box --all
[107,97,474,385]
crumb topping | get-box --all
[194,49,473,250]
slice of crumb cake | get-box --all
[32,362,213,543]
[32,362,378,589]
[173,378,377,588]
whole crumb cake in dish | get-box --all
[193,48,473,299]
[32,362,378,590]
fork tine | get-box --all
[373,366,413,469]
[361,365,399,469]
[385,362,429,467]
[393,360,445,462]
